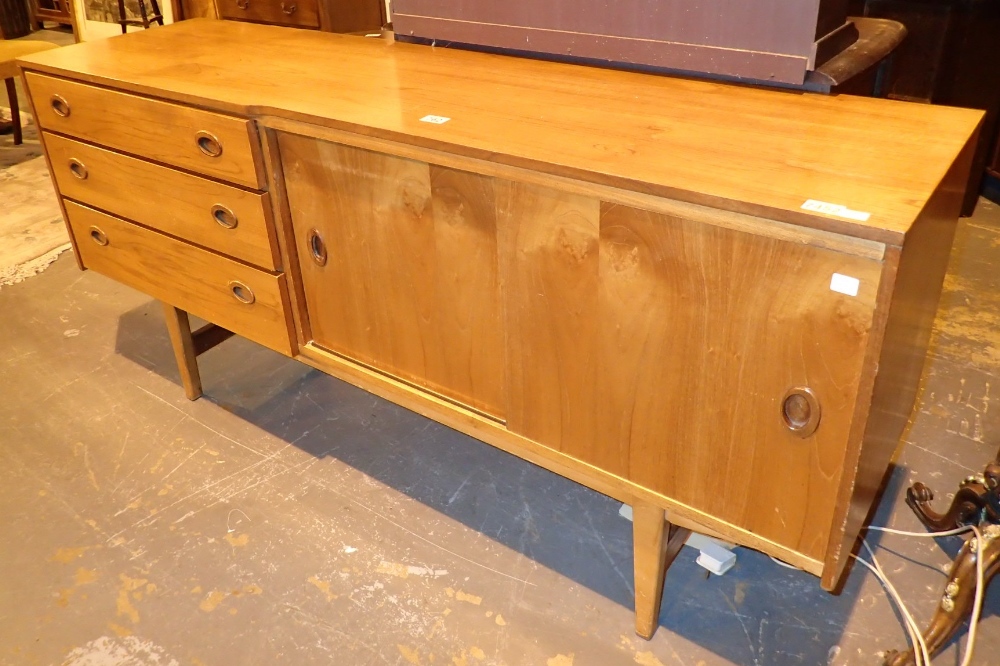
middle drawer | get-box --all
[44,132,279,271]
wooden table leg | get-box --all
[161,302,203,401]
[4,78,21,146]
[633,501,691,639]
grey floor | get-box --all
[2,169,1000,662]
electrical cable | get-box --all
[856,524,986,666]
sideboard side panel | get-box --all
[821,132,979,590]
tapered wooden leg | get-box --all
[633,502,691,639]
[161,302,203,401]
[4,78,21,146]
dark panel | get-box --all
[0,0,32,38]
[393,0,848,59]
[394,15,809,84]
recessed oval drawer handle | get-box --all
[68,158,88,180]
[236,0,249,8]
[307,228,327,266]
[50,94,71,118]
[781,387,821,438]
[89,226,108,246]
[195,131,223,158]
[229,280,255,305]
[281,2,297,15]
[211,204,239,229]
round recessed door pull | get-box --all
[229,280,255,305]
[211,204,238,229]
[68,158,88,180]
[236,0,249,8]
[781,387,821,438]
[50,94,71,118]
[89,226,108,246]
[195,131,223,158]
[281,2,297,14]
[307,228,327,266]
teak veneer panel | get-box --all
[499,182,603,463]
[44,133,279,271]
[598,204,883,560]
[17,19,983,243]
[25,71,264,190]
[279,133,506,419]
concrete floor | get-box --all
[1,188,999,664]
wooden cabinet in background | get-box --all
[183,0,385,32]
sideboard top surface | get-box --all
[19,19,982,244]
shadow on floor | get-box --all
[108,299,977,665]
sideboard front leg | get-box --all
[633,502,691,639]
[160,302,237,401]
[161,303,204,401]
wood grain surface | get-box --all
[44,133,279,270]
[16,19,983,243]
[25,71,264,190]
[278,133,506,418]
[821,133,979,590]
[65,202,293,356]
[597,203,883,560]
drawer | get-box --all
[217,0,320,28]
[45,132,279,271]
[25,72,263,189]
[65,201,293,356]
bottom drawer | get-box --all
[65,201,293,356]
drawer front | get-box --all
[25,72,263,189]
[65,201,293,356]
[217,0,320,28]
[45,132,278,271]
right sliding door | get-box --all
[502,194,885,560]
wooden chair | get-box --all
[0,40,59,145]
[117,0,164,33]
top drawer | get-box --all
[217,0,320,29]
[24,72,264,190]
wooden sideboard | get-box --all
[17,19,982,639]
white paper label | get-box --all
[801,199,871,222]
[830,273,860,297]
[420,115,451,124]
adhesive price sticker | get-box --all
[801,199,871,222]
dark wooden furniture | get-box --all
[801,16,906,95]
[882,450,1000,666]
[17,19,981,641]
[117,0,164,32]
[850,0,1000,214]
[30,0,75,30]
[0,0,33,38]
[212,0,384,33]
[393,0,860,86]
